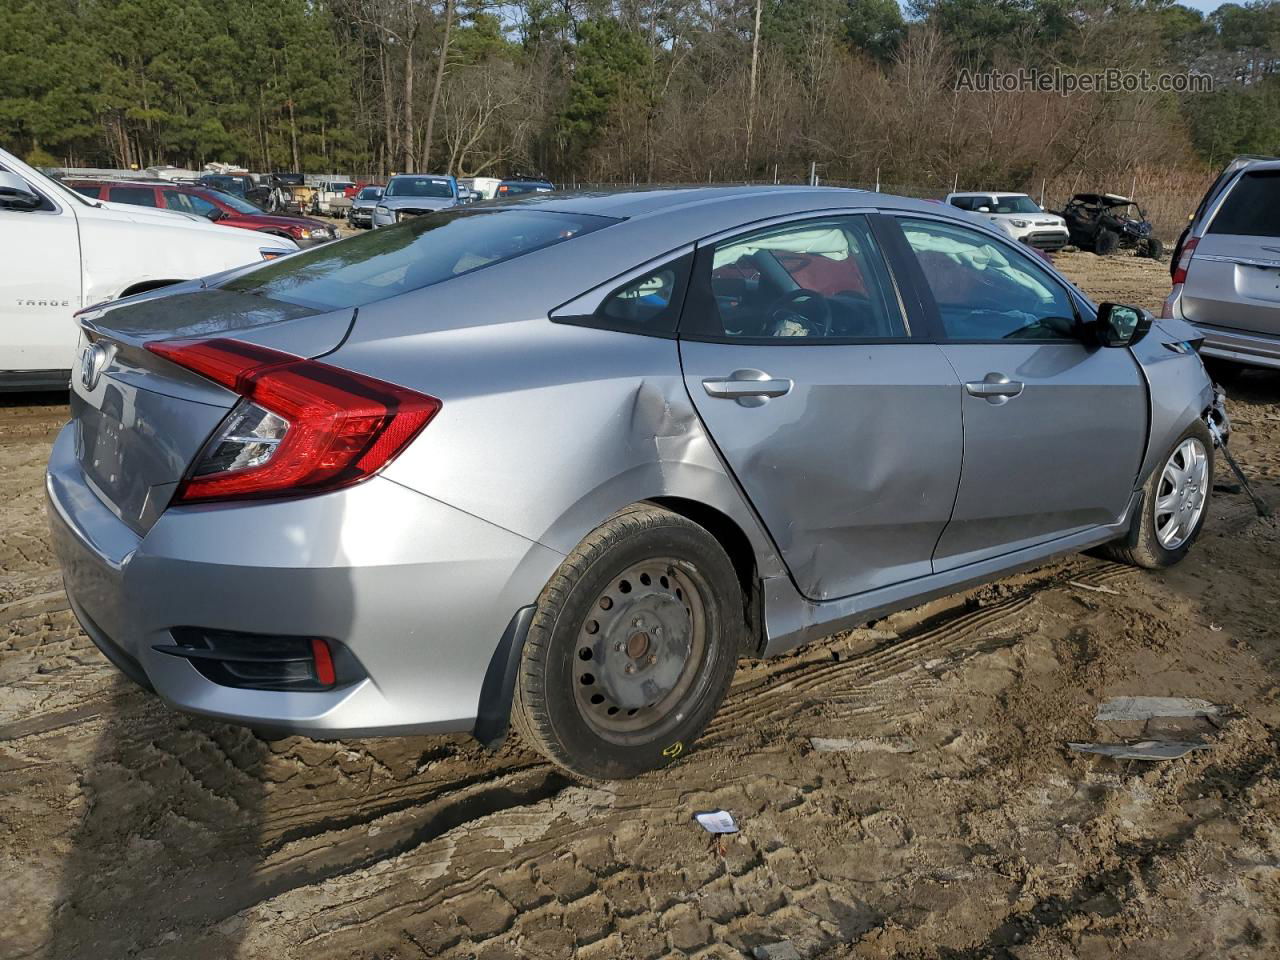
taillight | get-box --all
[1172,236,1199,285]
[145,338,440,503]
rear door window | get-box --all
[109,186,159,207]
[1209,171,1280,237]
[222,208,615,309]
[683,216,907,341]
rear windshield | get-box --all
[1209,171,1280,237]
[386,176,454,199]
[221,208,615,309]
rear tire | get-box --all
[512,505,743,780]
[1144,238,1164,259]
[1102,420,1213,569]
[1095,229,1120,256]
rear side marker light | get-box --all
[145,338,440,504]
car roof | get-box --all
[497,185,1006,250]
[950,191,1027,198]
[67,178,165,188]
[1071,193,1135,204]
[513,185,862,217]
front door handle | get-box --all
[964,372,1024,405]
[702,369,794,407]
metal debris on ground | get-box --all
[752,941,803,960]
[1094,696,1220,724]
[1067,740,1211,761]
[1069,580,1121,596]
[693,809,739,834]
[1208,418,1271,517]
[809,736,916,754]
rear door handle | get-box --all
[964,373,1024,404]
[702,369,794,407]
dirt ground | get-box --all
[2,251,1278,960]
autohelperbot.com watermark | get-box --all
[956,66,1214,95]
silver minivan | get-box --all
[1165,158,1280,370]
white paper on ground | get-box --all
[694,809,739,834]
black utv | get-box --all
[1060,193,1162,258]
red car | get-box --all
[67,180,340,247]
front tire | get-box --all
[512,505,744,780]
[1103,420,1213,568]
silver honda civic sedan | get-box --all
[48,187,1227,779]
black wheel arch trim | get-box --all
[473,604,537,750]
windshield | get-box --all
[357,187,383,200]
[385,176,454,199]
[991,196,1041,214]
[205,176,246,195]
[0,162,99,209]
[209,189,264,214]
[221,208,615,309]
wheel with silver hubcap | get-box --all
[512,505,743,779]
[1102,419,1213,569]
[1154,437,1209,550]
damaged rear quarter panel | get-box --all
[361,316,787,580]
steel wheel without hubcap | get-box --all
[1155,437,1209,550]
[572,558,708,745]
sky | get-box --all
[1179,0,1231,11]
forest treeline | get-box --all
[2,0,1279,191]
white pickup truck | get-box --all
[0,148,297,390]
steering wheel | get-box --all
[764,288,832,338]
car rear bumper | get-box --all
[46,423,564,737]
[1194,321,1280,370]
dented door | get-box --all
[680,340,962,600]
[676,214,962,601]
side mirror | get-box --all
[204,208,224,221]
[1095,302,1153,348]
[0,171,43,210]
[976,205,991,213]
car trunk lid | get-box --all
[1181,234,1280,336]
[71,288,355,533]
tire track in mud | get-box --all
[197,559,1147,959]
[704,560,1136,745]
[932,735,1280,960]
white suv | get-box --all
[945,192,1070,252]
[0,148,297,390]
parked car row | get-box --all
[67,179,340,246]
[0,147,296,390]
[353,175,560,229]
